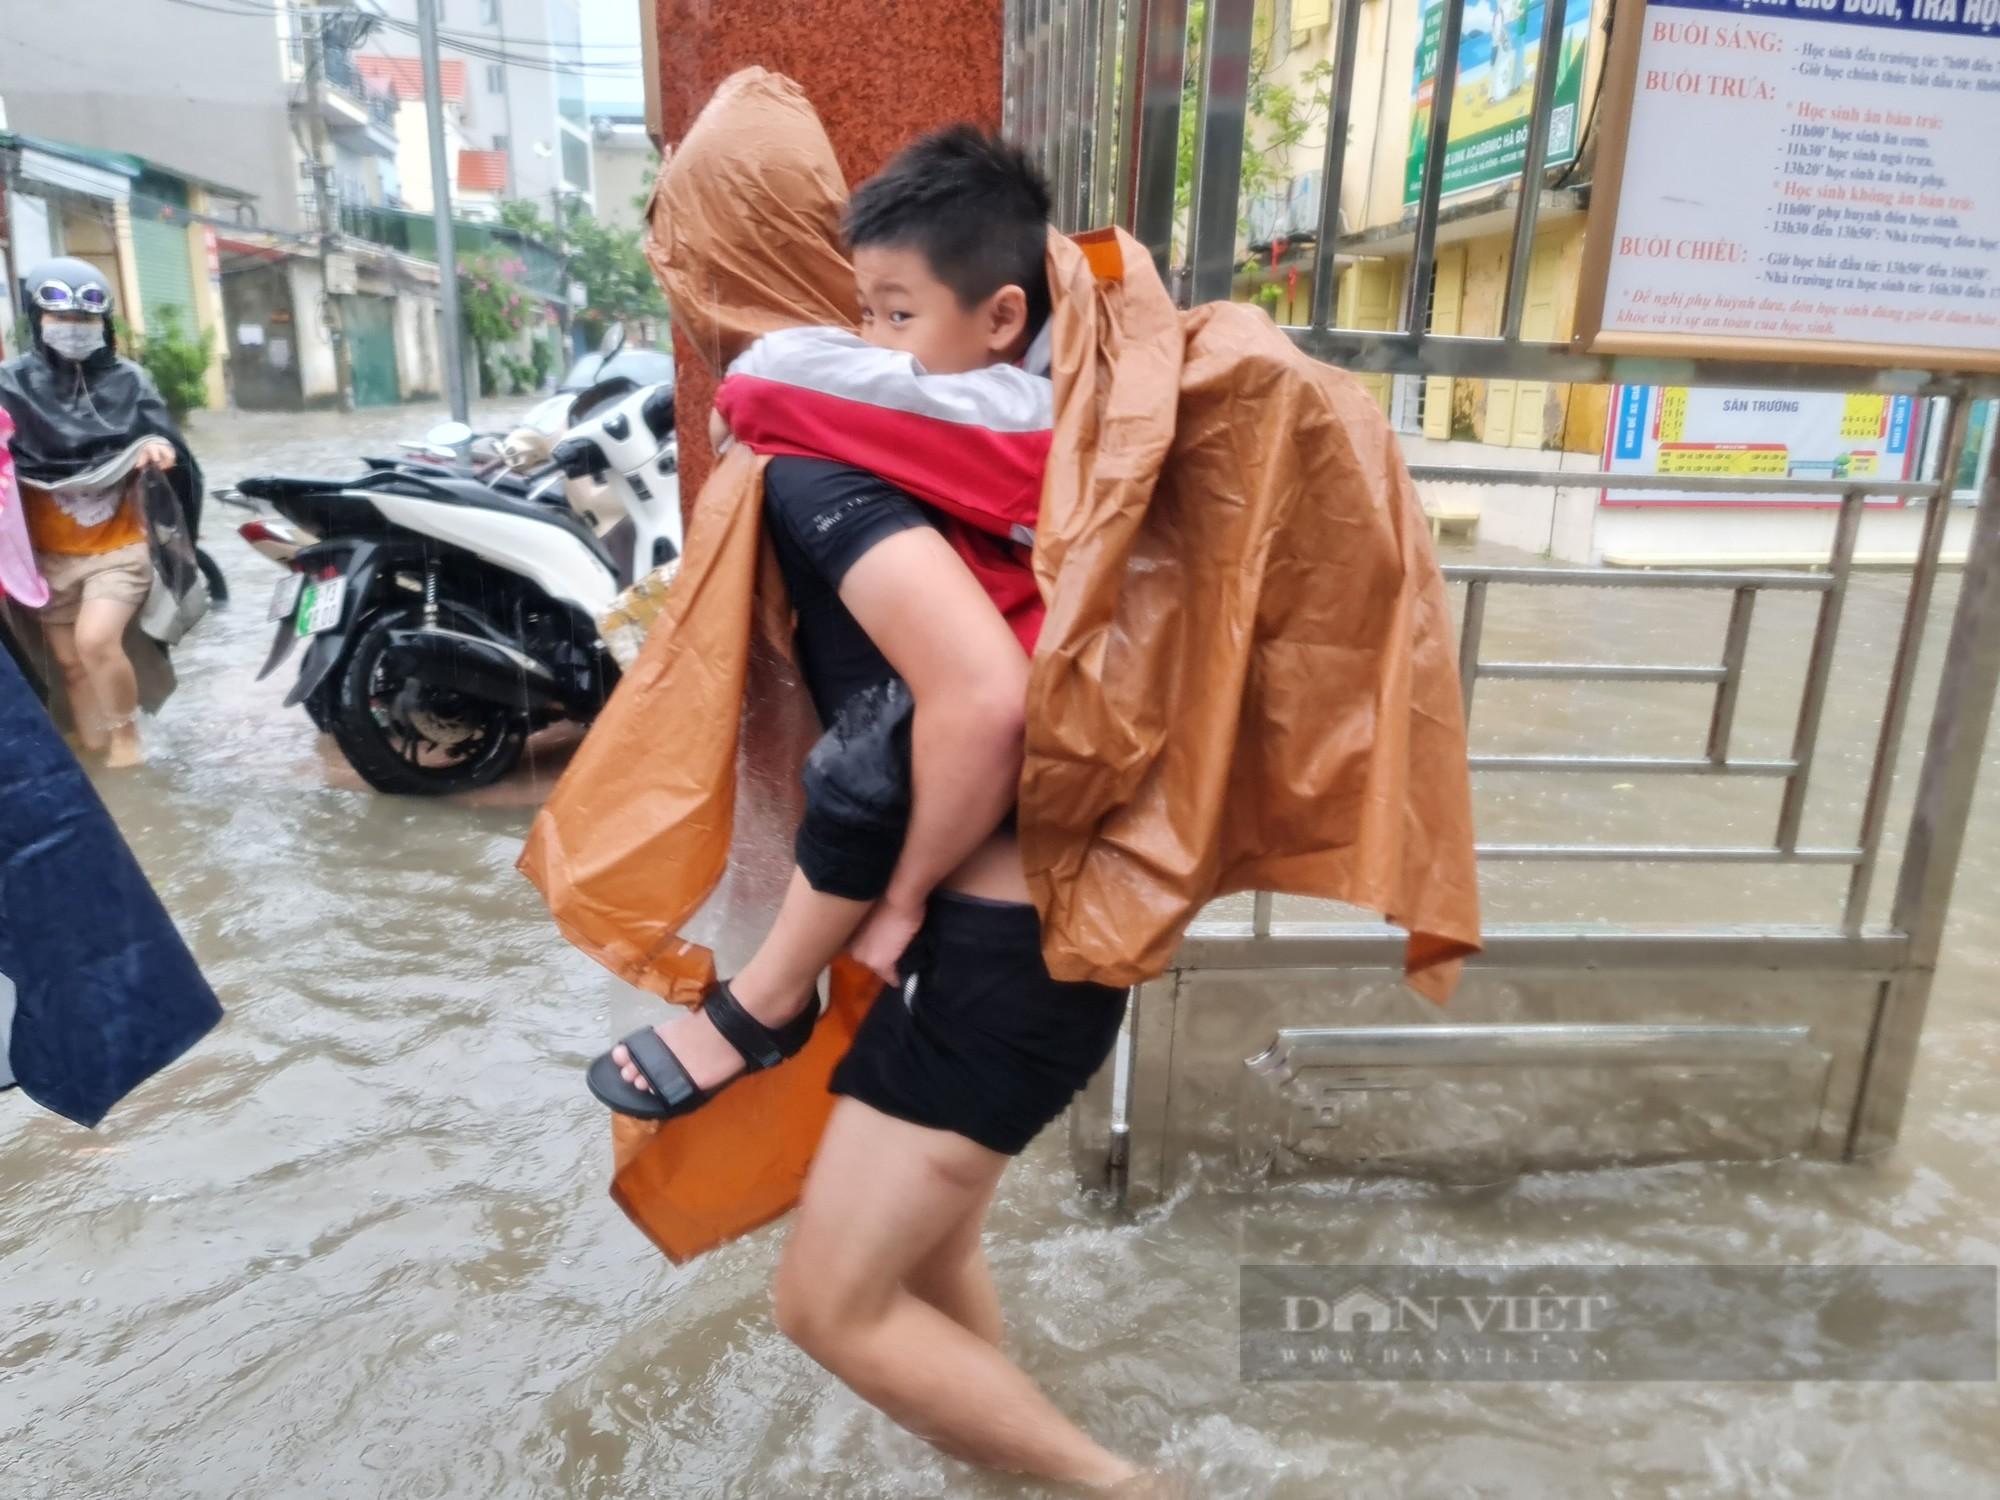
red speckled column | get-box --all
[653,0,1005,501]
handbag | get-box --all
[133,469,209,646]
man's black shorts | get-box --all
[830,893,1128,1156]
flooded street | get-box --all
[3,401,1998,1498]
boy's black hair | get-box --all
[843,125,1052,337]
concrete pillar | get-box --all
[653,0,1005,501]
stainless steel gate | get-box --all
[1005,0,2000,1202]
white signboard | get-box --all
[1586,0,2000,366]
[1603,384,1919,503]
[324,251,359,298]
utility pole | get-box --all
[297,1,354,412]
[419,0,469,422]
[550,185,572,357]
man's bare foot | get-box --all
[612,981,815,1095]
[104,725,145,769]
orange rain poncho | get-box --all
[518,69,1480,1261]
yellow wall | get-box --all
[1334,256,1404,411]
[185,189,230,409]
[59,207,127,333]
[1405,217,1608,452]
[110,202,145,339]
[1229,0,1621,451]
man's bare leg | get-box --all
[774,1099,1138,1489]
[903,1171,1004,1346]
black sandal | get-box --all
[586,979,820,1121]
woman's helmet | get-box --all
[23,256,117,319]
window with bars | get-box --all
[487,64,504,94]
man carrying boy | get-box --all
[586,129,1158,1491]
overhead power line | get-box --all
[153,0,643,54]
[374,18,642,72]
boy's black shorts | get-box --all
[829,893,1128,1156]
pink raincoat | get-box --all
[0,408,51,608]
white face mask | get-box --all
[42,320,107,362]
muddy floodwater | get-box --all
[4,401,1997,1498]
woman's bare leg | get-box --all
[42,621,109,753]
[73,595,143,767]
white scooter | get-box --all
[238,379,680,794]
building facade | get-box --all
[0,132,248,410]
[0,1,584,412]
[1228,0,1613,458]
[589,119,654,236]
[369,0,596,216]
[1220,0,1991,563]
[0,0,306,231]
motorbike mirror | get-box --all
[426,420,474,450]
[597,320,627,361]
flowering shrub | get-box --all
[458,250,532,395]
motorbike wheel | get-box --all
[329,607,528,796]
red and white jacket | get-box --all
[713,326,1052,653]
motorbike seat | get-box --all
[240,471,628,588]
[386,472,625,584]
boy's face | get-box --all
[853,245,1029,376]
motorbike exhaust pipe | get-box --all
[381,627,563,714]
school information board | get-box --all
[1603,385,1918,502]
[1579,0,2000,369]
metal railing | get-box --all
[1435,470,1942,901]
[1008,0,2000,399]
[1006,0,2000,1189]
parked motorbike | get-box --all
[238,377,680,795]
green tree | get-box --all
[1174,0,1336,276]
[495,196,669,340]
[632,148,663,221]
[564,206,670,337]
[495,199,549,238]
[132,307,216,421]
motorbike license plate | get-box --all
[295,576,348,637]
[268,572,305,622]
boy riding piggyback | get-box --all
[591,127,1104,1147]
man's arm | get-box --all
[836,524,1029,982]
